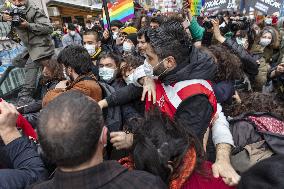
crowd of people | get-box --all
[1,0,284,188]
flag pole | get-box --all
[102,0,114,48]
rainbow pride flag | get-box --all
[189,0,205,16]
[103,0,135,28]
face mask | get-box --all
[152,58,168,78]
[123,42,133,52]
[259,38,272,47]
[113,32,118,40]
[11,4,26,10]
[124,72,134,85]
[236,37,248,49]
[84,44,97,56]
[70,31,76,36]
[99,67,116,82]
[143,59,154,76]
[265,18,272,25]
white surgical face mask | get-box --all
[84,44,97,56]
[265,18,272,25]
[236,37,248,49]
[124,72,134,85]
[99,67,116,82]
[123,42,133,52]
[143,59,154,76]
[259,38,272,47]
[70,31,76,36]
[113,32,118,40]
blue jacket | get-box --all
[0,137,47,189]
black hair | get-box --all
[208,44,243,82]
[135,14,150,30]
[137,27,150,43]
[68,23,76,31]
[150,16,163,26]
[98,52,121,68]
[57,45,93,75]
[84,30,101,41]
[110,20,123,28]
[38,91,104,167]
[147,18,191,64]
[133,108,204,183]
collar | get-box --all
[66,72,96,90]
[159,58,189,85]
[92,47,102,60]
[169,147,196,189]
[53,161,127,188]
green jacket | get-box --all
[0,0,54,61]
[189,17,205,41]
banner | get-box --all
[280,0,284,17]
[249,0,281,15]
[102,0,134,28]
[204,0,236,13]
[189,0,205,16]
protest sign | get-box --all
[249,0,281,15]
[204,0,236,13]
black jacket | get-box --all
[29,161,167,189]
[0,137,47,189]
[223,38,259,79]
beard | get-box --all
[153,62,168,78]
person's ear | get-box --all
[100,126,108,147]
[165,56,176,69]
[97,41,101,48]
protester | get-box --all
[42,45,102,106]
[29,91,167,189]
[3,3,284,189]
[19,54,65,128]
[83,30,103,62]
[62,23,82,47]
[135,14,150,30]
[0,101,47,189]
[150,16,163,29]
[122,108,234,189]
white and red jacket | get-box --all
[145,79,217,125]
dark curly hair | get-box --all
[41,56,65,84]
[133,108,205,183]
[120,55,144,77]
[223,92,284,117]
[135,14,150,30]
[208,44,244,83]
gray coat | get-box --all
[0,0,54,62]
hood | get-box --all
[160,46,217,85]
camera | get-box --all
[229,17,250,32]
[203,14,224,30]
[9,8,25,27]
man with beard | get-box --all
[42,45,102,106]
